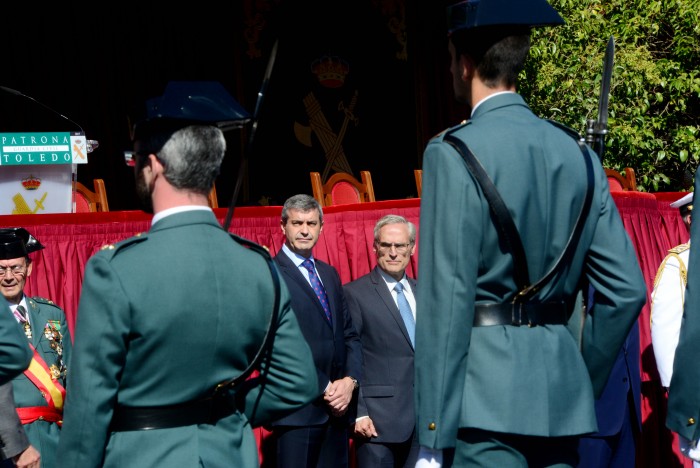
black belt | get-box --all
[110,395,236,432]
[473,302,568,327]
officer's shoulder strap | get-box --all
[546,119,585,143]
[98,232,149,260]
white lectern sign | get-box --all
[0,132,88,214]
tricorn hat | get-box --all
[132,81,251,142]
[447,0,565,35]
[0,227,44,260]
[670,192,694,217]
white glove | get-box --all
[679,435,700,462]
[415,446,443,468]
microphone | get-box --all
[0,85,98,152]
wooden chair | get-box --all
[310,171,376,207]
[605,167,638,191]
[73,178,110,212]
[414,169,423,198]
[208,182,219,209]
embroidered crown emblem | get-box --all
[311,55,349,88]
[21,174,42,190]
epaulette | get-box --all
[98,232,149,259]
[229,232,271,260]
[29,296,62,310]
[435,120,470,142]
[546,119,584,142]
[669,242,690,254]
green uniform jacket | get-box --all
[11,296,71,468]
[57,210,317,468]
[0,301,31,384]
[667,175,700,442]
[414,93,646,449]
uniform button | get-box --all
[689,418,696,425]
[428,422,436,430]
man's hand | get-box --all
[13,445,40,468]
[354,417,378,439]
[323,376,355,417]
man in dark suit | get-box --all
[344,214,420,468]
[271,193,362,468]
[413,1,646,466]
[1,383,40,468]
[57,83,317,468]
[577,286,641,468]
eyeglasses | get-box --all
[0,265,27,276]
[376,242,412,254]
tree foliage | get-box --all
[520,0,700,191]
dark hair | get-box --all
[451,26,531,88]
[281,194,324,224]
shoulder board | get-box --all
[434,120,470,141]
[229,232,272,260]
[546,119,584,142]
[29,296,61,308]
[669,242,690,254]
[98,232,149,259]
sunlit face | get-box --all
[281,208,323,257]
[0,257,31,304]
[374,223,415,281]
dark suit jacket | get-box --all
[344,267,416,443]
[591,321,642,437]
[273,251,362,427]
[0,382,28,462]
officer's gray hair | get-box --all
[374,214,416,244]
[157,125,226,196]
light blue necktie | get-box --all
[394,282,415,346]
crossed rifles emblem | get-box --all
[294,90,359,181]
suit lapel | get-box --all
[277,254,333,328]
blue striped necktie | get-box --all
[302,258,332,324]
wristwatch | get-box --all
[348,376,359,390]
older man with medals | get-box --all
[0,227,70,468]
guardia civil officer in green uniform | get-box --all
[57,82,318,468]
[414,2,647,466]
[0,228,70,468]
[0,301,31,385]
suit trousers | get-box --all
[270,423,349,468]
[354,429,420,468]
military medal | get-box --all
[45,321,67,380]
[22,321,32,339]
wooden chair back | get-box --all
[605,167,638,191]
[73,178,110,212]
[208,182,219,209]
[310,171,376,207]
[414,169,423,198]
